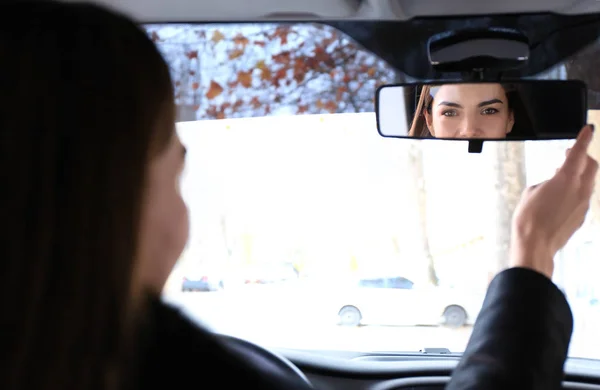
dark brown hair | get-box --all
[0,1,174,389]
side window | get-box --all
[359,278,386,288]
[388,277,414,289]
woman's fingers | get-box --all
[580,155,599,195]
[562,125,594,176]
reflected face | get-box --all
[424,83,514,139]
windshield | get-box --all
[151,22,600,359]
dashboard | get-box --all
[273,348,600,390]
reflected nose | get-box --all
[458,129,478,138]
[457,118,480,138]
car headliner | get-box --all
[58,0,600,79]
[65,0,600,22]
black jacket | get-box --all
[139,296,312,390]
[447,267,573,390]
[141,267,572,390]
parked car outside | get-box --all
[332,276,484,328]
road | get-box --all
[163,285,600,359]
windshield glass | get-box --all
[150,22,600,359]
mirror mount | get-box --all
[459,70,504,83]
[468,139,484,154]
[428,28,529,78]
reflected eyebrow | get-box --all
[438,101,462,108]
[478,99,503,107]
[437,99,504,108]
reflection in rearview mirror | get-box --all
[375,81,587,141]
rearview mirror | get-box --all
[375,80,587,140]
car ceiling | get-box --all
[67,0,600,22]
[62,0,600,80]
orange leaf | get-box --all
[228,49,245,60]
[233,34,250,47]
[315,51,334,67]
[186,51,198,60]
[298,105,309,114]
[293,58,305,72]
[275,69,287,80]
[260,68,272,82]
[189,70,196,76]
[192,82,199,91]
[250,96,261,109]
[212,30,225,43]
[237,71,252,88]
[273,51,291,65]
[367,67,376,77]
[205,81,223,100]
[255,41,266,47]
[274,26,290,45]
[272,69,286,87]
[324,101,337,113]
[256,60,267,70]
[305,57,318,69]
[293,71,304,83]
[206,106,218,117]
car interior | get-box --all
[70,0,600,388]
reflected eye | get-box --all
[441,110,457,117]
[481,107,499,115]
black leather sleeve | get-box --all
[446,267,573,390]
[139,297,312,390]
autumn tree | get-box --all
[565,47,600,225]
[145,23,397,120]
[489,142,526,280]
[407,140,439,286]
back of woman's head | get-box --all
[0,1,175,389]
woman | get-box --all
[409,83,518,139]
[0,2,306,390]
[1,1,596,390]
[0,1,186,389]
